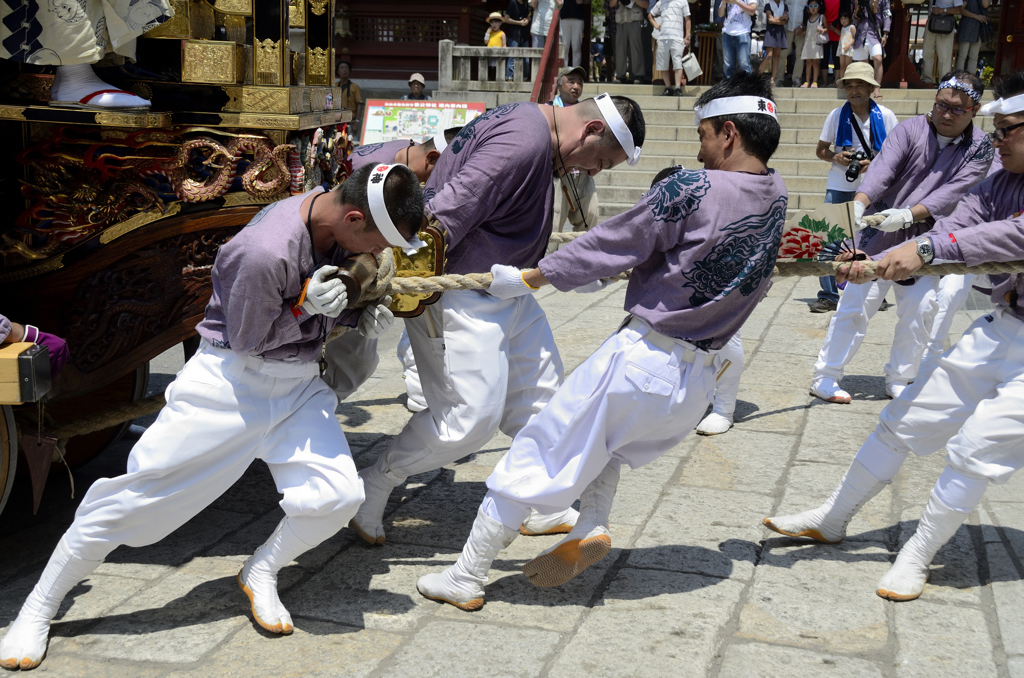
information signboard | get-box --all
[360,99,486,145]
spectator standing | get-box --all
[956,0,991,74]
[531,0,563,48]
[610,0,649,82]
[852,0,891,98]
[713,0,726,81]
[650,0,691,94]
[760,0,789,77]
[810,62,899,312]
[719,0,756,77]
[504,0,532,81]
[335,60,363,139]
[561,0,587,68]
[402,73,431,100]
[921,0,962,84]
[800,1,826,86]
[549,67,599,242]
[836,10,855,82]
[822,0,840,86]
[776,0,806,85]
[485,11,507,74]
[591,39,606,81]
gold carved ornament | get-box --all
[255,39,283,86]
[389,220,447,317]
[308,0,327,15]
[306,47,329,86]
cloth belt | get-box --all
[200,341,322,380]
[625,317,716,366]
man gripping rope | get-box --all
[809,70,994,403]
[0,164,423,671]
[764,71,1024,602]
[348,95,647,546]
[415,73,787,611]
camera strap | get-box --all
[850,110,873,157]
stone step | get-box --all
[582,82,996,101]
[594,139,824,160]
[585,93,925,116]
[594,158,836,186]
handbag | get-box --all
[816,27,830,44]
[681,51,703,81]
[927,13,956,34]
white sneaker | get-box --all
[520,507,579,536]
[810,377,852,404]
[696,412,733,435]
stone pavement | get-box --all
[2,277,1022,677]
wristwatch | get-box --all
[915,237,934,264]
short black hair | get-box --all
[335,59,351,73]
[651,165,684,188]
[612,95,645,150]
[694,72,780,163]
[995,70,1024,99]
[337,163,423,240]
[937,69,985,99]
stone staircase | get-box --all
[582,83,996,223]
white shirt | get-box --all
[531,0,556,36]
[723,1,753,35]
[819,103,900,192]
[786,0,805,31]
[651,0,690,41]
[931,0,963,9]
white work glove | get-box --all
[875,207,915,233]
[357,296,395,339]
[573,279,612,294]
[301,265,348,318]
[488,264,538,300]
[853,201,867,230]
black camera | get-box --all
[844,147,872,182]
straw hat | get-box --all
[487,11,503,21]
[836,62,880,88]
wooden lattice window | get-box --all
[349,17,459,43]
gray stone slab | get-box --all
[680,430,796,496]
[377,620,561,678]
[732,385,810,435]
[166,621,404,678]
[988,542,1024,656]
[102,508,253,569]
[61,557,253,663]
[627,486,773,581]
[741,351,818,390]
[737,542,891,654]
[893,599,998,677]
[610,454,680,526]
[381,471,490,551]
[717,641,885,677]
[984,503,1024,566]
[547,569,746,678]
[1009,656,1024,678]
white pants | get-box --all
[375,290,563,480]
[877,308,1024,484]
[923,274,974,363]
[711,330,744,418]
[484,320,715,525]
[922,28,955,83]
[63,344,363,561]
[397,327,426,410]
[561,18,585,67]
[813,276,939,388]
[322,330,379,402]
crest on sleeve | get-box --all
[353,142,383,157]
[645,170,711,223]
[679,196,787,306]
[448,102,522,155]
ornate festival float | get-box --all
[0,0,358,517]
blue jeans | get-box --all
[506,37,521,80]
[722,32,751,78]
[819,188,857,302]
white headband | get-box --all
[693,95,779,125]
[432,132,447,153]
[594,93,642,166]
[980,92,1024,116]
[366,164,426,254]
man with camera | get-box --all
[810,63,898,313]
[809,70,993,403]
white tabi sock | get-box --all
[349,459,404,545]
[238,518,315,634]
[416,506,519,610]
[519,506,579,536]
[0,538,103,670]
[51,64,151,109]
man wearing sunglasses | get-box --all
[765,69,1024,604]
[808,70,993,404]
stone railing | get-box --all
[435,39,563,108]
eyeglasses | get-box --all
[807,3,819,6]
[933,101,973,117]
[990,120,1024,143]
